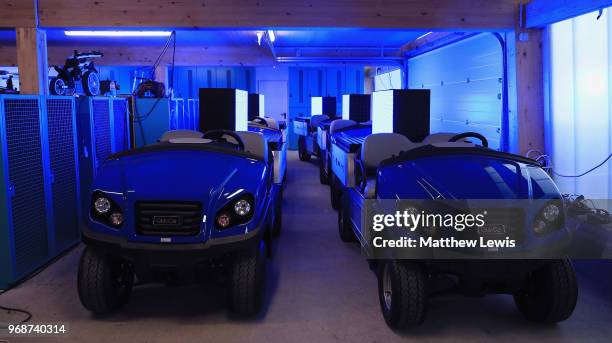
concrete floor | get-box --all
[1,151,611,343]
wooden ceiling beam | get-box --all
[0,1,37,28]
[36,0,518,30]
[525,0,612,28]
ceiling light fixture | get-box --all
[64,31,172,37]
[267,30,276,43]
[416,32,433,40]
[256,31,264,46]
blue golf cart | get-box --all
[294,114,332,161]
[77,127,283,316]
[335,131,578,328]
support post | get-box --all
[16,27,48,95]
[514,28,545,156]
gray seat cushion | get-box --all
[361,133,419,169]
[262,117,279,130]
[310,115,329,129]
[236,131,268,161]
[330,119,357,134]
[160,130,203,142]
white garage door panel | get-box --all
[408,33,503,150]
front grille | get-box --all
[136,202,203,236]
[456,208,526,244]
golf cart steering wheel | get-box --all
[449,132,488,148]
[251,117,268,127]
[203,130,245,151]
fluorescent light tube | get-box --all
[64,31,172,37]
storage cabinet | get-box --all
[0,95,80,289]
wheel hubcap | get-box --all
[55,79,65,94]
[383,263,392,310]
[88,73,100,94]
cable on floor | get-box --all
[0,289,32,324]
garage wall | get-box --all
[407,33,504,150]
[547,9,611,199]
[172,66,256,99]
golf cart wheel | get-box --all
[298,136,311,161]
[49,77,66,96]
[330,176,341,210]
[230,240,266,316]
[514,259,578,323]
[272,196,283,237]
[338,196,355,242]
[319,155,329,185]
[77,247,134,315]
[83,70,101,96]
[378,260,427,329]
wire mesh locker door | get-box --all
[45,97,81,251]
[112,98,129,152]
[1,96,50,277]
[91,98,113,173]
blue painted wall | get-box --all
[407,33,505,150]
[172,66,256,98]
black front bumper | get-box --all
[81,225,263,280]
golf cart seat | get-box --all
[310,115,329,129]
[160,130,204,142]
[236,131,269,162]
[262,117,279,130]
[330,119,357,134]
[423,132,468,144]
[361,133,420,198]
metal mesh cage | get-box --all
[112,98,128,152]
[92,99,112,166]
[2,98,49,273]
[46,97,80,249]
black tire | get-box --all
[319,154,329,185]
[49,77,66,96]
[77,247,134,315]
[514,259,578,323]
[330,175,341,210]
[338,195,355,242]
[378,260,427,329]
[272,197,282,237]
[298,136,311,161]
[83,70,101,96]
[229,241,266,316]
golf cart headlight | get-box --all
[532,201,564,235]
[109,212,124,226]
[94,197,111,214]
[542,203,560,222]
[217,212,232,228]
[533,219,547,235]
[234,199,252,216]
